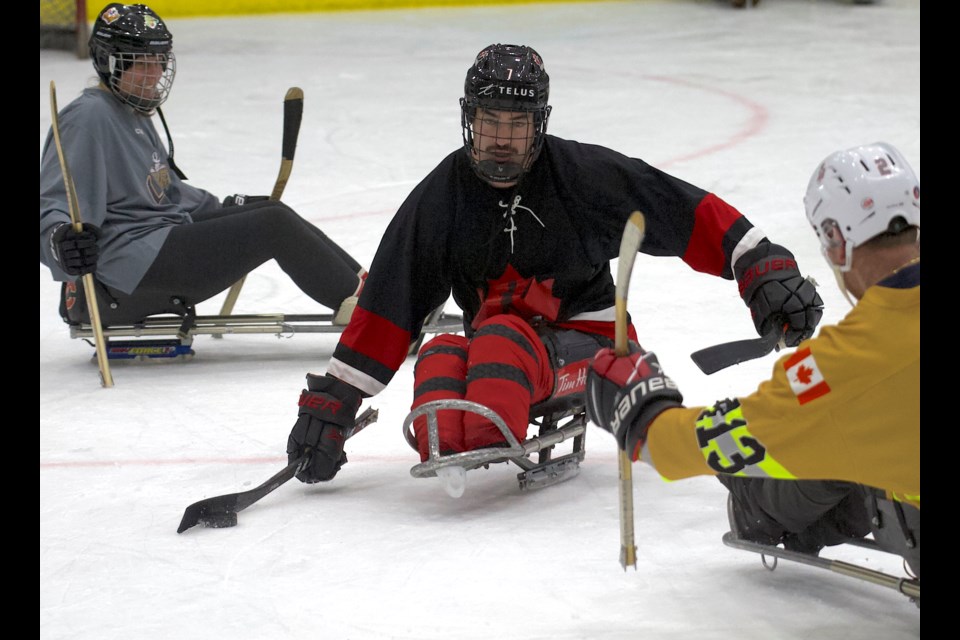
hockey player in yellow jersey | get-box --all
[586,141,920,576]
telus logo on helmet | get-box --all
[477,84,537,100]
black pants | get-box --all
[138,201,362,308]
[64,201,363,325]
[720,475,871,552]
[722,475,920,577]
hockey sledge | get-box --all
[401,395,587,497]
[66,300,463,363]
[722,495,920,607]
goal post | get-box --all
[40,0,89,59]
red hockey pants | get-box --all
[410,314,556,462]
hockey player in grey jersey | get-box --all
[40,3,366,326]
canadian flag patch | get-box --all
[784,347,830,405]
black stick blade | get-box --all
[177,459,300,533]
[177,407,378,533]
[281,87,304,161]
[177,493,242,533]
[690,328,781,375]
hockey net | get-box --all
[40,0,89,59]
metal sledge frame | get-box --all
[402,396,588,491]
[68,304,464,359]
[722,530,921,605]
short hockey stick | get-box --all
[614,210,645,570]
[49,81,114,388]
[217,87,305,317]
[177,406,378,533]
[690,327,783,375]
[690,275,819,374]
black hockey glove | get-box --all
[50,222,100,276]
[586,345,684,460]
[735,243,823,348]
[221,194,270,207]
[287,374,361,483]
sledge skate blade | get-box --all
[96,338,196,363]
[722,531,920,603]
[517,451,584,490]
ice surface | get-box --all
[40,2,920,639]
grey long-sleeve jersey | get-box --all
[39,86,219,294]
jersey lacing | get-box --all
[498,194,544,253]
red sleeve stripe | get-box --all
[339,306,412,374]
[681,193,743,276]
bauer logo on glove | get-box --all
[611,373,679,434]
[587,347,684,459]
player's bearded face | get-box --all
[471,108,535,187]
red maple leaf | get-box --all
[795,364,814,385]
[472,264,561,329]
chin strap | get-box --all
[829,264,857,308]
[156,107,187,180]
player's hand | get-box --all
[735,243,823,347]
[286,374,361,483]
[221,194,270,207]
[51,222,100,276]
[586,345,684,460]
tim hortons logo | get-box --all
[610,376,678,434]
[299,392,342,414]
[555,365,588,397]
[737,258,797,296]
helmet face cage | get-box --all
[461,44,551,184]
[815,217,851,271]
[804,142,920,272]
[89,4,175,114]
[106,50,176,113]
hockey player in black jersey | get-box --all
[286,43,823,484]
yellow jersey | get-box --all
[645,263,920,510]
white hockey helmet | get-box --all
[804,142,920,272]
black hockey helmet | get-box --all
[461,44,552,184]
[89,4,176,113]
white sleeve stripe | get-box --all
[327,358,386,397]
[731,226,767,271]
[568,306,616,322]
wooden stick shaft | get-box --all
[614,211,645,569]
[49,81,114,387]
[219,87,304,317]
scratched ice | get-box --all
[40,2,920,639]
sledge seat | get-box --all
[402,392,588,492]
[60,279,199,361]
